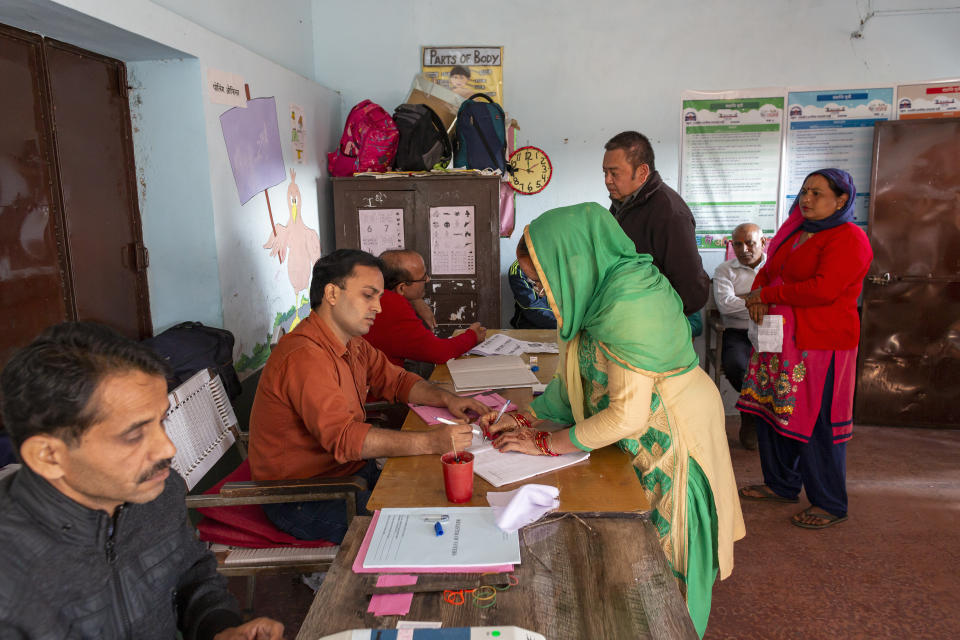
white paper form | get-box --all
[429,206,475,275]
[362,507,520,569]
[467,438,589,488]
[468,334,559,356]
[359,209,405,257]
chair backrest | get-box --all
[162,369,241,491]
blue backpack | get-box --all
[454,93,507,171]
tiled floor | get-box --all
[228,418,960,639]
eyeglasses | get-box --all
[404,273,431,285]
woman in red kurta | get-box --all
[736,168,873,529]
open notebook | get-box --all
[466,432,589,487]
[163,370,237,491]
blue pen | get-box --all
[434,521,444,536]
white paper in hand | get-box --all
[487,484,560,532]
[748,314,783,353]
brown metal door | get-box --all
[44,39,151,340]
[855,119,960,427]
[0,25,70,366]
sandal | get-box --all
[738,484,799,503]
[791,506,848,530]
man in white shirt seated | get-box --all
[713,222,766,450]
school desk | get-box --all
[294,512,698,639]
[366,329,651,513]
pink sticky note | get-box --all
[368,575,417,616]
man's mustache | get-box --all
[138,458,173,483]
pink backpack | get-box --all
[327,100,399,176]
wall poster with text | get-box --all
[897,80,960,119]
[421,46,503,105]
[783,87,894,227]
[680,89,785,249]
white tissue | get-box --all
[486,484,560,532]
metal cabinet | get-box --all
[332,175,501,332]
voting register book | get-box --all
[361,507,520,570]
[446,355,540,393]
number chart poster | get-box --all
[358,209,404,257]
[897,80,960,119]
[680,90,784,249]
[421,46,503,105]
[783,88,894,227]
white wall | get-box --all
[151,0,316,80]
[311,0,960,323]
[7,0,341,375]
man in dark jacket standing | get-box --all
[0,322,283,640]
[603,131,710,316]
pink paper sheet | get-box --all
[352,510,514,574]
[368,575,418,616]
[409,392,517,425]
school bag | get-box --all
[392,103,453,171]
[327,99,399,176]
[454,93,507,172]
[141,322,242,399]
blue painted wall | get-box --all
[128,58,223,332]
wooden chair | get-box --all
[164,369,367,610]
[703,280,726,385]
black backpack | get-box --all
[392,103,452,171]
[141,322,242,399]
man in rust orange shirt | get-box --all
[248,249,488,543]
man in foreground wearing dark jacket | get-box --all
[0,322,283,640]
[603,130,710,317]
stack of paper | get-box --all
[466,434,589,487]
[468,333,558,356]
[447,355,540,392]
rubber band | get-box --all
[473,597,496,609]
[472,586,496,601]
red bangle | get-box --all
[535,430,560,456]
[513,413,531,429]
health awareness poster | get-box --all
[783,88,894,227]
[680,90,785,249]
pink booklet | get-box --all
[351,510,514,574]
[408,392,517,425]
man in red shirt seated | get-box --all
[248,249,489,544]
[364,249,486,367]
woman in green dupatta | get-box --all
[480,203,744,637]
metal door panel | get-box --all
[856,119,960,427]
[0,26,69,366]
[44,40,150,339]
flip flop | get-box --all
[791,506,848,530]
[738,484,799,503]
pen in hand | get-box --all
[436,417,483,439]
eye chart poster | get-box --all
[429,206,475,275]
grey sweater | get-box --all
[0,465,241,639]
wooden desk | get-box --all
[295,514,698,640]
[367,330,650,513]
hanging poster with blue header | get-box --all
[680,89,785,249]
[783,88,894,227]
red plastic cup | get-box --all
[441,451,475,503]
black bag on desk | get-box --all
[392,103,452,171]
[142,322,242,399]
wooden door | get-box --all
[855,119,960,427]
[0,24,150,368]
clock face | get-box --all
[508,146,552,195]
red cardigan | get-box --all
[363,290,479,366]
[755,223,873,350]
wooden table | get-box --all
[296,513,697,640]
[367,330,650,513]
